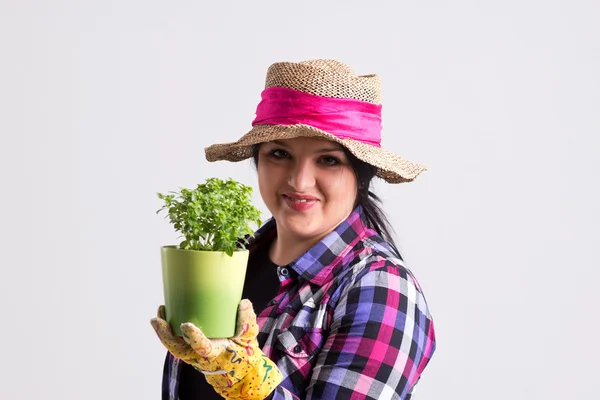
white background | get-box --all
[1,1,599,399]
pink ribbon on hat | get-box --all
[251,87,382,147]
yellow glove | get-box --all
[150,299,283,399]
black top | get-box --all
[176,242,281,399]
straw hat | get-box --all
[204,59,426,183]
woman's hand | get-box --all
[150,299,283,399]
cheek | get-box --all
[257,161,281,203]
[324,169,357,206]
[257,166,271,199]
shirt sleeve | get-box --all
[273,262,435,400]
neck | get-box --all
[268,231,327,266]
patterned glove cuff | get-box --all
[203,353,283,399]
[198,369,228,376]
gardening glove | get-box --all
[150,299,283,399]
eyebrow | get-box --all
[271,140,345,154]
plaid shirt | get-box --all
[163,205,436,399]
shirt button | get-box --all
[280,267,289,276]
[293,345,302,353]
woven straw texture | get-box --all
[204,60,426,184]
[265,60,382,104]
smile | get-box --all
[282,195,318,211]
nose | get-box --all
[288,159,315,191]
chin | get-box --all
[276,213,322,238]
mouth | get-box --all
[282,194,318,202]
[282,194,319,211]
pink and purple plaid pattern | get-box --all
[164,205,436,399]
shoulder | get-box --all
[343,229,417,283]
[336,232,433,317]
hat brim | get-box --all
[204,124,427,184]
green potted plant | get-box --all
[157,177,262,338]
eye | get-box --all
[268,148,290,159]
[319,156,341,166]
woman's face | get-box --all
[257,137,358,242]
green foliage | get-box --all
[157,178,262,256]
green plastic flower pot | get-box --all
[161,246,249,338]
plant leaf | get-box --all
[156,177,263,253]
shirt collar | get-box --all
[248,205,373,286]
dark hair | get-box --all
[251,144,403,260]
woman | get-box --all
[151,60,436,399]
